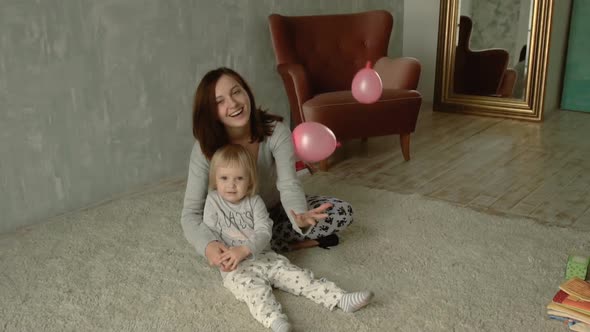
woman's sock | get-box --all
[338,291,374,313]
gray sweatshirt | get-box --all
[203,191,272,256]
[180,120,309,257]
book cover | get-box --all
[547,303,590,325]
[561,278,590,302]
[570,321,590,332]
[554,290,590,315]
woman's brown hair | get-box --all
[192,67,283,159]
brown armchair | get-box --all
[268,10,422,170]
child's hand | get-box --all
[205,241,232,271]
[220,246,251,271]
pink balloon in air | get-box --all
[351,61,383,104]
[292,122,337,163]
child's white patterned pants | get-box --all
[222,251,344,328]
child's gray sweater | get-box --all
[180,121,309,257]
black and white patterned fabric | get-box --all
[269,195,353,252]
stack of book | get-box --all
[547,277,590,331]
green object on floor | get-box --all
[565,254,590,280]
[561,0,590,112]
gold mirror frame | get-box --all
[434,0,554,121]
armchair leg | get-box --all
[400,133,411,161]
[319,159,329,171]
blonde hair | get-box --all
[208,144,258,196]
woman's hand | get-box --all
[205,241,232,272]
[219,246,251,271]
[290,202,333,229]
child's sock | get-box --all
[338,291,374,313]
[271,318,292,332]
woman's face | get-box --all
[215,74,251,131]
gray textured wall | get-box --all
[0,0,404,234]
[468,0,529,67]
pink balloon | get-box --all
[351,61,383,104]
[292,122,337,163]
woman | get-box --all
[180,67,353,270]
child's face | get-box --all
[215,165,249,204]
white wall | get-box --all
[403,1,440,104]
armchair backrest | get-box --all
[269,10,393,94]
[454,15,510,96]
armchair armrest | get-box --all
[374,56,421,90]
[277,63,312,125]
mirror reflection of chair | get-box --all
[268,10,422,171]
[435,0,560,121]
[512,45,527,99]
[454,16,515,97]
[498,68,517,98]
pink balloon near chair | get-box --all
[292,122,337,163]
[351,61,383,104]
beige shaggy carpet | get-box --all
[1,174,588,331]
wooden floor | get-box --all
[323,106,590,231]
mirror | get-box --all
[434,0,555,121]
